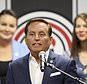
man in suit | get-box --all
[6,18,79,84]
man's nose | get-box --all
[34,34,40,40]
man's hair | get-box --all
[24,18,52,36]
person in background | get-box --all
[70,13,87,83]
[6,18,79,84]
[0,9,29,84]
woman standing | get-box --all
[0,9,29,84]
[71,13,87,83]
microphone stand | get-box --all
[45,61,86,84]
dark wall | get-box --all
[11,0,72,22]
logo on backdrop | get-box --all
[13,11,73,54]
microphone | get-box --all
[39,51,46,72]
[39,51,86,84]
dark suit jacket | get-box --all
[6,50,79,84]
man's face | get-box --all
[25,21,52,53]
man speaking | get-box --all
[6,18,79,84]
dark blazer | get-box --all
[6,50,79,84]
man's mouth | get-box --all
[32,43,41,46]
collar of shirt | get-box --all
[29,49,50,62]
[29,49,50,84]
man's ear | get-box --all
[25,37,27,45]
[50,36,53,44]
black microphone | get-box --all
[39,51,46,72]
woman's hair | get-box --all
[0,9,17,19]
[24,18,52,37]
[71,13,87,58]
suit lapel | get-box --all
[21,51,57,84]
[22,54,32,84]
[42,50,56,84]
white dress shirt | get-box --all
[29,49,49,84]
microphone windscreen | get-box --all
[39,51,46,57]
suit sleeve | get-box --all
[64,60,80,84]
